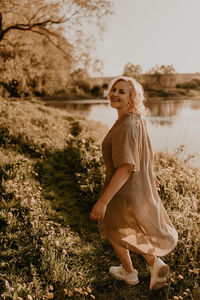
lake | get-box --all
[45,98,200,167]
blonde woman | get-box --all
[90,76,178,290]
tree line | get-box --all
[0,1,199,99]
[0,0,113,97]
[123,62,177,90]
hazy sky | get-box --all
[96,0,200,76]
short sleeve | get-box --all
[111,120,141,172]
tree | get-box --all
[0,30,74,97]
[0,0,113,66]
[0,0,113,96]
[69,68,91,95]
[148,64,176,75]
[123,62,143,78]
[146,64,177,89]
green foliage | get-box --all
[145,64,177,90]
[0,31,74,97]
[77,80,91,94]
[148,64,176,75]
[90,85,102,97]
[0,149,78,299]
[35,120,104,212]
[68,68,95,97]
[70,80,92,97]
[102,83,108,89]
[147,89,171,97]
[0,1,113,97]
[64,137,104,205]
[177,78,200,90]
[154,149,200,268]
[123,62,143,78]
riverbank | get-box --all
[41,87,200,102]
[146,87,200,99]
[0,97,199,299]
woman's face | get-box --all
[109,80,134,111]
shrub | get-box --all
[36,120,104,210]
[77,80,91,94]
[102,83,108,89]
[90,85,102,97]
[177,78,200,89]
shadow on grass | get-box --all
[35,148,98,236]
[34,140,170,299]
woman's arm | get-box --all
[90,163,133,221]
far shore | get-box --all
[2,88,200,103]
[42,94,200,104]
[41,88,200,103]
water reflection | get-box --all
[146,100,182,117]
[45,98,200,122]
[186,100,200,110]
[149,119,172,126]
[145,100,188,126]
[45,98,200,166]
[45,101,93,113]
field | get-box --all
[0,97,199,300]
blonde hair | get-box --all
[108,76,146,116]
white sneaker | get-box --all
[149,257,169,290]
[109,265,139,285]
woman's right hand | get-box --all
[90,201,107,221]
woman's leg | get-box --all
[143,254,169,290]
[142,254,155,266]
[109,239,134,273]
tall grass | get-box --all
[0,97,199,299]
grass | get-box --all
[0,97,199,300]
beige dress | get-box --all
[98,112,178,256]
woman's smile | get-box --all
[109,80,133,118]
[112,97,120,102]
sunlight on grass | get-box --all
[0,97,199,299]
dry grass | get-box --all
[0,97,199,299]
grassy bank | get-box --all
[41,87,200,101]
[146,88,200,99]
[0,97,199,300]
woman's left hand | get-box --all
[90,201,107,221]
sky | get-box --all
[95,0,200,76]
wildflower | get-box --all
[87,287,92,293]
[62,249,67,255]
[64,288,68,295]
[1,262,6,267]
[188,269,193,273]
[68,291,72,297]
[8,212,13,218]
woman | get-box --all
[90,76,178,290]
